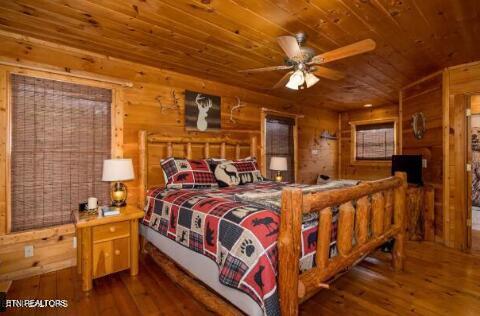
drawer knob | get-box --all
[109,226,116,233]
[115,249,120,255]
[105,252,109,257]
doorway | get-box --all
[471,95,480,253]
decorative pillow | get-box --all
[212,157,263,186]
[206,158,226,172]
[161,157,218,189]
[232,158,264,184]
[214,161,240,187]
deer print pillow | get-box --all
[214,161,240,187]
[213,158,264,187]
[161,157,218,189]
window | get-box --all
[10,74,112,231]
[265,115,295,182]
[352,120,396,162]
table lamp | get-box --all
[102,159,134,207]
[270,157,288,182]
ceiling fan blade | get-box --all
[238,65,293,73]
[277,36,302,59]
[272,71,293,89]
[312,66,345,81]
[311,39,376,64]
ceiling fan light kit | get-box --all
[304,72,320,88]
[239,33,376,91]
[286,70,305,90]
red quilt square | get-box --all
[241,210,280,248]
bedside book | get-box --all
[101,206,121,217]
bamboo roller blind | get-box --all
[355,122,394,161]
[11,74,112,231]
[265,116,294,182]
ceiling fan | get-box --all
[239,33,376,90]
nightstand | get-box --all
[73,205,144,291]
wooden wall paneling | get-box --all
[442,70,451,247]
[112,88,124,158]
[401,72,444,240]
[471,95,480,114]
[339,104,399,180]
[297,107,339,184]
[453,95,467,250]
[0,224,76,281]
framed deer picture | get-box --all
[185,90,221,132]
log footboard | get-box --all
[278,172,407,315]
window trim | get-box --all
[3,66,124,234]
[349,117,398,165]
[260,108,301,183]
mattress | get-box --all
[140,223,263,315]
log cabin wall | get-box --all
[0,32,339,279]
[339,104,399,180]
[400,72,444,241]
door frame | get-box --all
[453,93,480,251]
[260,108,299,183]
[468,95,480,250]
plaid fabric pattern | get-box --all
[161,157,218,189]
[219,254,248,287]
[142,181,355,316]
[189,231,204,252]
[233,161,256,172]
[233,158,263,184]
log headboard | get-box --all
[138,130,258,207]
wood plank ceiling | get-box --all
[0,0,479,110]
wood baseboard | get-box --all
[144,242,243,316]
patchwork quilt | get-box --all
[142,181,356,315]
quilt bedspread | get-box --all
[142,181,354,315]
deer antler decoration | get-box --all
[230,96,246,124]
[155,89,180,113]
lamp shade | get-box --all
[102,159,134,181]
[270,157,288,171]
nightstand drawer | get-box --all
[93,221,130,242]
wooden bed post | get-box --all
[393,171,407,271]
[250,136,257,158]
[138,130,148,209]
[278,188,302,316]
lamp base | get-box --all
[111,182,128,207]
[111,200,127,207]
[274,171,283,182]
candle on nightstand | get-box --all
[87,197,98,210]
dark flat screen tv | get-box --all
[391,155,423,185]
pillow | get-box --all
[214,161,240,187]
[213,158,263,186]
[161,157,218,189]
[231,158,264,184]
[206,157,226,172]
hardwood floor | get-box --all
[4,241,480,316]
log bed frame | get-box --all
[138,130,407,316]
